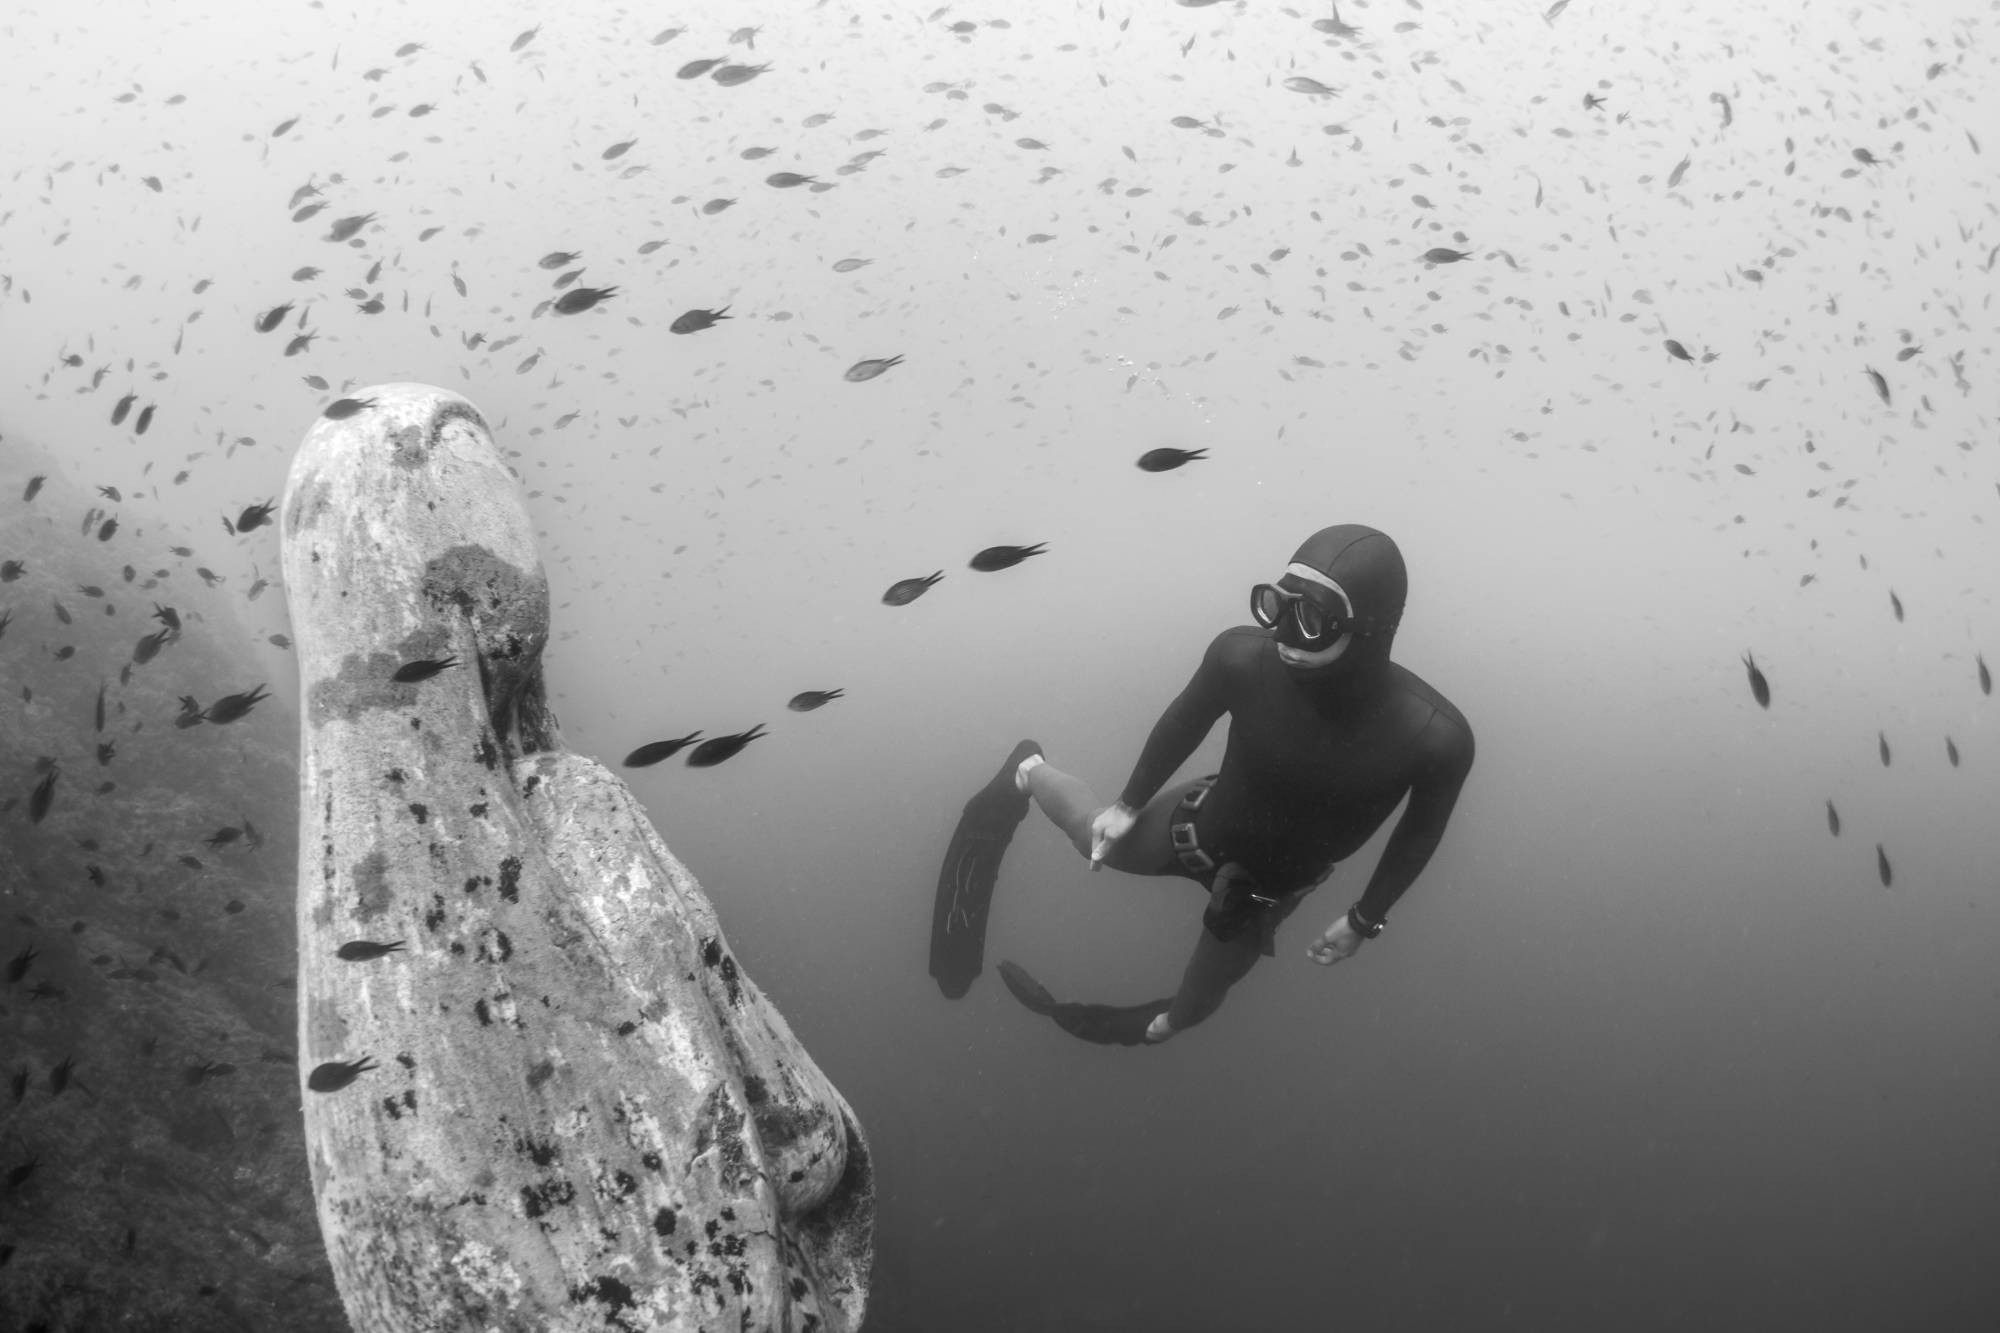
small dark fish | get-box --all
[687,724,767,768]
[183,1059,235,1087]
[787,689,844,712]
[95,681,106,732]
[882,570,943,606]
[5,943,37,983]
[1875,843,1892,887]
[538,250,582,270]
[285,331,318,357]
[0,559,23,581]
[623,732,704,767]
[391,655,459,683]
[844,354,904,382]
[553,285,617,315]
[1421,247,1472,264]
[204,684,270,725]
[1889,590,1903,622]
[49,1055,76,1096]
[1826,800,1841,837]
[227,501,277,534]
[134,403,155,434]
[1582,92,1606,111]
[510,24,539,52]
[669,305,731,334]
[1878,731,1891,767]
[323,397,377,420]
[326,212,375,243]
[8,1067,25,1104]
[255,302,294,333]
[970,543,1047,572]
[178,855,203,870]
[677,57,726,79]
[1138,447,1207,473]
[1896,344,1922,362]
[1864,367,1890,405]
[1979,653,1991,696]
[1946,737,1960,767]
[307,1057,378,1092]
[1667,154,1691,188]
[6,1156,38,1191]
[1741,652,1769,709]
[29,765,59,823]
[336,939,406,961]
[133,629,171,665]
[602,138,638,160]
[110,392,137,425]
[1664,339,1694,363]
[205,827,242,848]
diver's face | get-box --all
[1272,571,1354,670]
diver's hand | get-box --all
[1087,802,1139,871]
[1306,914,1364,966]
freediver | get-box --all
[928,524,1475,1045]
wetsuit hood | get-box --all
[1278,524,1405,684]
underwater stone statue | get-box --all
[279,383,872,1332]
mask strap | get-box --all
[1284,564,1352,618]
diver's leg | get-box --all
[1017,758,1100,854]
[1158,925,1265,1036]
[1021,760,1185,874]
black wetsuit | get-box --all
[1121,624,1475,923]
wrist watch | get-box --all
[1347,905,1385,939]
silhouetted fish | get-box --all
[391,655,459,683]
[307,1057,378,1092]
[1137,447,1206,472]
[1946,737,1960,767]
[1875,844,1892,887]
[336,940,406,961]
[787,689,844,712]
[323,397,377,420]
[970,543,1046,572]
[623,732,703,767]
[552,286,617,315]
[204,685,270,725]
[882,571,943,605]
[669,306,731,334]
[1741,652,1769,708]
[1825,800,1840,837]
[28,765,58,823]
[1878,731,1891,767]
[232,501,277,533]
[1980,653,1992,696]
[1889,590,1903,622]
[687,724,767,768]
[844,355,903,382]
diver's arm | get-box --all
[1349,713,1475,927]
[1114,632,1233,809]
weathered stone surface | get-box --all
[279,384,872,1332]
